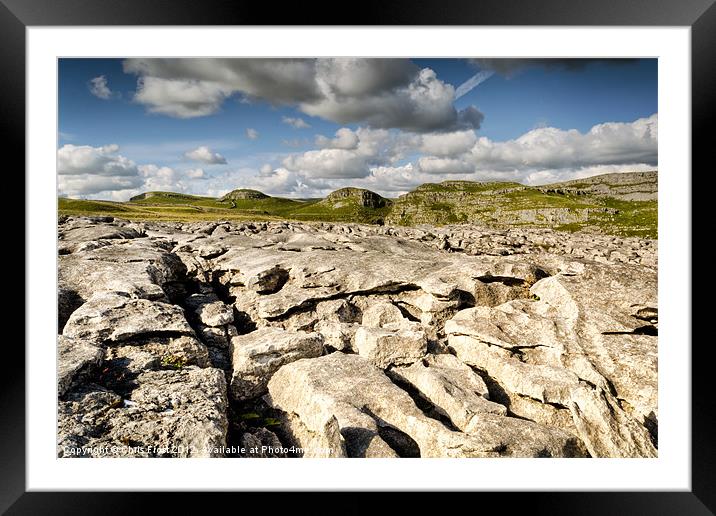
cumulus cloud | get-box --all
[183,145,227,164]
[59,174,144,197]
[123,58,483,132]
[57,143,213,199]
[284,127,416,179]
[283,148,370,179]
[124,58,320,104]
[133,77,232,118]
[301,67,483,133]
[315,127,360,150]
[520,163,656,186]
[89,75,113,99]
[186,168,207,179]
[314,58,418,97]
[465,114,658,171]
[58,144,138,176]
[138,164,185,192]
[61,114,658,200]
[270,114,658,196]
[281,115,656,183]
[188,167,308,198]
[246,128,259,140]
[282,116,311,129]
[57,144,145,198]
[417,156,475,175]
[420,130,477,157]
[239,168,304,195]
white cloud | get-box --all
[186,168,207,179]
[282,116,311,129]
[246,128,259,140]
[138,164,185,192]
[420,130,477,157]
[183,145,227,164]
[89,75,113,99]
[239,168,302,195]
[61,115,658,201]
[301,67,483,133]
[356,163,426,193]
[57,144,138,176]
[191,167,308,198]
[283,127,414,180]
[283,148,371,179]
[124,58,320,104]
[133,77,232,118]
[417,156,475,175]
[56,144,212,199]
[521,163,657,186]
[314,58,418,97]
[59,174,144,198]
[269,114,658,196]
[465,114,658,171]
[315,128,359,150]
[123,58,483,132]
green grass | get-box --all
[59,176,658,238]
[592,199,658,238]
[415,181,524,193]
[58,198,135,214]
[59,197,286,222]
[500,189,600,210]
[129,191,220,206]
[289,198,392,224]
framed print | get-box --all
[6,0,712,512]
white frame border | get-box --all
[27,26,690,491]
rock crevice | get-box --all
[57,216,658,458]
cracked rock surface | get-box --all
[57,216,657,458]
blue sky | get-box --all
[57,58,658,200]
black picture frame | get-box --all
[4,0,710,513]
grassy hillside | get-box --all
[385,176,657,238]
[59,197,287,222]
[58,171,657,238]
[288,188,392,224]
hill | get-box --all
[130,191,215,203]
[384,172,656,237]
[58,171,657,237]
[288,187,392,224]
[220,189,269,201]
[538,171,657,201]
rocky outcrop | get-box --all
[220,189,269,201]
[384,172,656,236]
[539,171,657,201]
[445,261,658,457]
[267,353,584,458]
[389,353,508,430]
[63,292,195,344]
[229,327,324,401]
[57,216,658,458]
[57,336,104,396]
[354,324,427,368]
[323,187,388,209]
[58,367,228,457]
